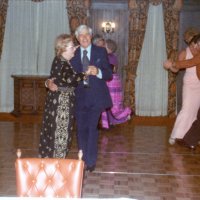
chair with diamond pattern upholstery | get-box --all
[15,149,84,198]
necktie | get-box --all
[82,50,90,86]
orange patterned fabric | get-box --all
[163,0,180,117]
[125,0,180,116]
[66,0,90,34]
[0,0,8,59]
[31,0,44,2]
[125,0,149,113]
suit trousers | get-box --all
[183,107,200,147]
[183,119,200,147]
[75,106,102,167]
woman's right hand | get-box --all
[163,60,179,73]
[47,78,58,91]
[163,59,173,70]
[85,66,99,76]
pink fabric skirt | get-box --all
[101,74,132,129]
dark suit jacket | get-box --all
[70,44,113,111]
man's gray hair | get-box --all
[75,25,92,38]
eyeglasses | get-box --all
[66,45,80,50]
[66,45,75,49]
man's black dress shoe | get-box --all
[176,139,196,150]
[85,165,95,172]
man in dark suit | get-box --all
[71,25,112,171]
[47,25,112,171]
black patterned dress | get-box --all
[39,56,85,158]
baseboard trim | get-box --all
[0,113,42,123]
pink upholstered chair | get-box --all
[15,149,84,198]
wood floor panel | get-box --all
[0,117,200,199]
[82,173,200,199]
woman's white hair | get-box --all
[75,25,92,38]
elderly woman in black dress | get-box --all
[39,34,89,158]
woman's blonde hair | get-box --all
[184,27,199,45]
[55,34,72,57]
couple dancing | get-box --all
[39,25,113,172]
[164,28,200,149]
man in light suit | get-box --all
[48,25,112,171]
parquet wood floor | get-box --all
[0,114,200,199]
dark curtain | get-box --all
[124,0,149,112]
[163,0,182,117]
[124,0,182,116]
[66,0,90,34]
[0,0,8,59]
